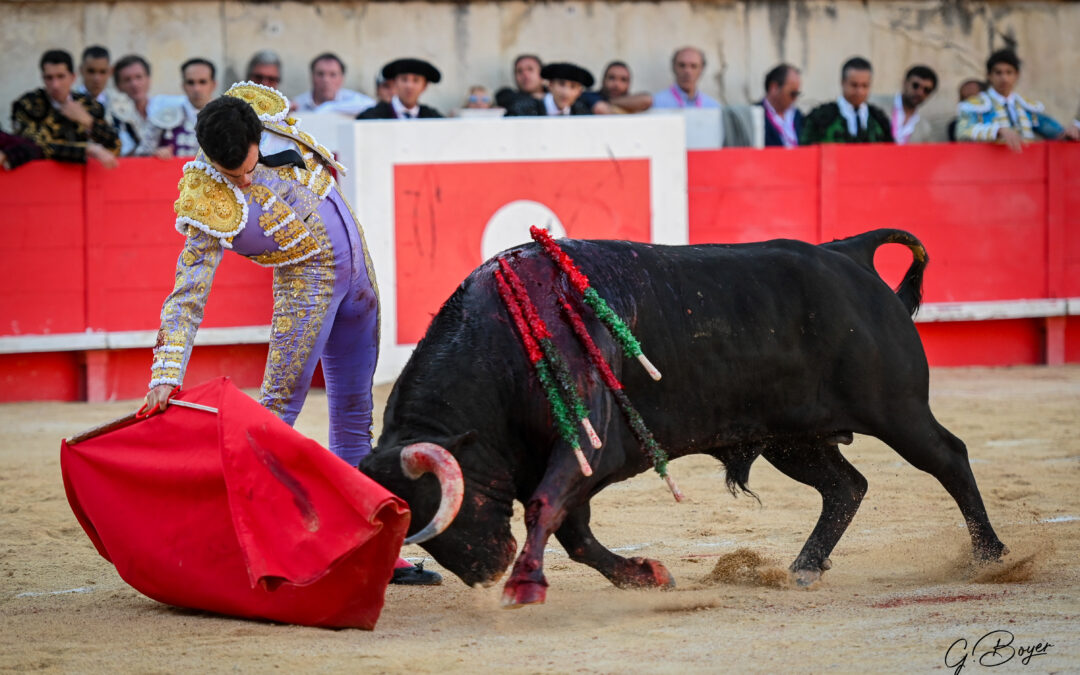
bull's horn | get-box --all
[400,442,465,545]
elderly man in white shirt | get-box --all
[651,47,721,110]
[291,52,375,117]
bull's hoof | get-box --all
[975,540,1009,563]
[790,558,830,587]
[500,579,548,608]
[792,568,822,587]
[613,557,676,590]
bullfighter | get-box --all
[143,81,438,584]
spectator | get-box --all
[872,65,937,145]
[357,59,443,119]
[955,49,1078,152]
[75,45,112,102]
[113,54,168,157]
[74,45,136,148]
[650,47,720,109]
[800,57,893,144]
[947,79,986,141]
[504,62,593,116]
[153,58,217,158]
[759,63,804,147]
[245,50,282,89]
[583,61,645,114]
[9,48,120,169]
[375,73,395,104]
[464,85,493,109]
[291,53,375,117]
[494,54,546,109]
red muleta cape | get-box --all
[60,377,410,629]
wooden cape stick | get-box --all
[66,397,219,445]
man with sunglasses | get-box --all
[871,65,937,145]
[758,63,804,147]
[245,50,283,90]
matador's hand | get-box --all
[143,384,175,414]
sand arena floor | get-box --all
[1,366,1078,673]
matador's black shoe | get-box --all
[390,561,443,585]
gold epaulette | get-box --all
[173,161,248,247]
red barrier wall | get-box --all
[1,159,274,402]
[689,143,1079,367]
[2,145,1077,402]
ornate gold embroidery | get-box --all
[259,211,336,417]
[149,228,225,388]
[250,238,321,267]
[173,162,247,243]
[224,82,289,123]
[246,184,321,267]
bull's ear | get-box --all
[446,430,478,452]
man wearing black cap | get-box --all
[357,58,443,119]
[504,62,594,116]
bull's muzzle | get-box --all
[400,442,465,545]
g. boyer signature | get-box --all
[945,630,1052,674]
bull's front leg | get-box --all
[501,494,562,607]
[501,465,583,608]
[556,503,675,590]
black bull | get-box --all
[359,229,1006,607]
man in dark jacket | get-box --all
[503,62,594,117]
[357,59,443,119]
[800,57,893,144]
[758,63,804,147]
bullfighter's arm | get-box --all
[149,228,224,388]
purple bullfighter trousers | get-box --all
[260,188,379,466]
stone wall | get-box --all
[2,1,1077,135]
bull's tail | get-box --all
[820,229,928,316]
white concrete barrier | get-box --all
[339,115,688,382]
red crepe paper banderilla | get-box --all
[494,235,682,501]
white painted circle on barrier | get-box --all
[481,200,566,260]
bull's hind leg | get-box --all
[878,414,1006,562]
[762,442,868,586]
[555,503,675,589]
